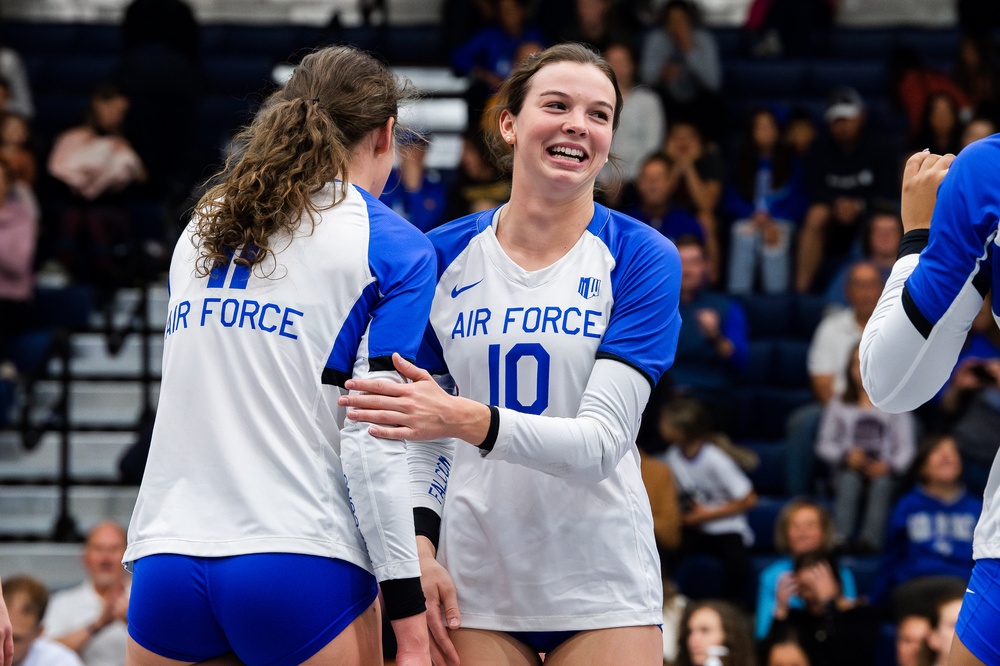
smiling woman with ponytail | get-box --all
[123,46,434,666]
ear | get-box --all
[373,117,395,157]
[499,109,515,143]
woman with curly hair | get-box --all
[123,46,433,666]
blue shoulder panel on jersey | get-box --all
[425,208,495,280]
[323,187,436,386]
[417,209,496,375]
[589,204,683,387]
[904,136,1000,328]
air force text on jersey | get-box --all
[451,305,604,340]
[164,297,304,340]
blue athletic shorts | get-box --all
[128,553,378,666]
[507,630,579,654]
[955,558,1000,665]
[506,625,661,655]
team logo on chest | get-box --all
[578,276,601,299]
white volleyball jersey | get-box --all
[125,182,436,587]
[416,203,682,631]
[860,134,1000,560]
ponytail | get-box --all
[193,45,412,277]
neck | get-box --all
[924,480,961,501]
[680,440,701,456]
[498,179,595,270]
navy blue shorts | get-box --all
[128,553,378,666]
[955,558,1000,665]
[507,630,579,654]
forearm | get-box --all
[339,362,424,619]
[860,254,979,412]
[485,360,650,483]
[54,626,96,654]
[685,172,720,213]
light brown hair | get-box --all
[2,575,49,623]
[773,497,836,553]
[193,45,413,276]
[482,42,623,173]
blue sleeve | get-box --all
[840,566,857,600]
[415,210,494,376]
[323,194,436,386]
[904,137,1000,330]
[596,210,683,387]
[723,300,749,370]
[755,561,785,639]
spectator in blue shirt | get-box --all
[871,434,982,620]
[669,234,749,430]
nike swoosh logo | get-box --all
[451,279,483,298]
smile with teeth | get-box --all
[548,146,587,162]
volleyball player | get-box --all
[860,142,1000,666]
[123,46,432,666]
[341,43,682,666]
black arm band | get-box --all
[897,229,930,259]
[478,405,500,457]
[380,576,426,620]
[413,507,441,550]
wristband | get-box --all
[414,507,441,551]
[897,229,930,259]
[380,577,426,620]
[478,405,500,456]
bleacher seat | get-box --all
[2,23,80,55]
[34,286,95,330]
[893,28,960,62]
[724,59,809,97]
[206,24,311,62]
[672,554,725,601]
[840,554,881,597]
[738,293,793,340]
[196,93,257,150]
[809,59,887,96]
[203,56,275,96]
[740,340,775,386]
[76,24,122,55]
[829,28,899,59]
[744,440,787,496]
[21,54,48,89]
[47,55,119,94]
[34,93,89,138]
[747,495,786,552]
[734,386,813,441]
[711,27,745,60]
[791,294,827,341]
[773,339,810,387]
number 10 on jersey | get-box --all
[488,343,551,415]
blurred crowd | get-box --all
[4,0,1000,665]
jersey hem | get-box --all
[123,537,373,575]
[456,609,664,633]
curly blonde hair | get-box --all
[193,45,412,276]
